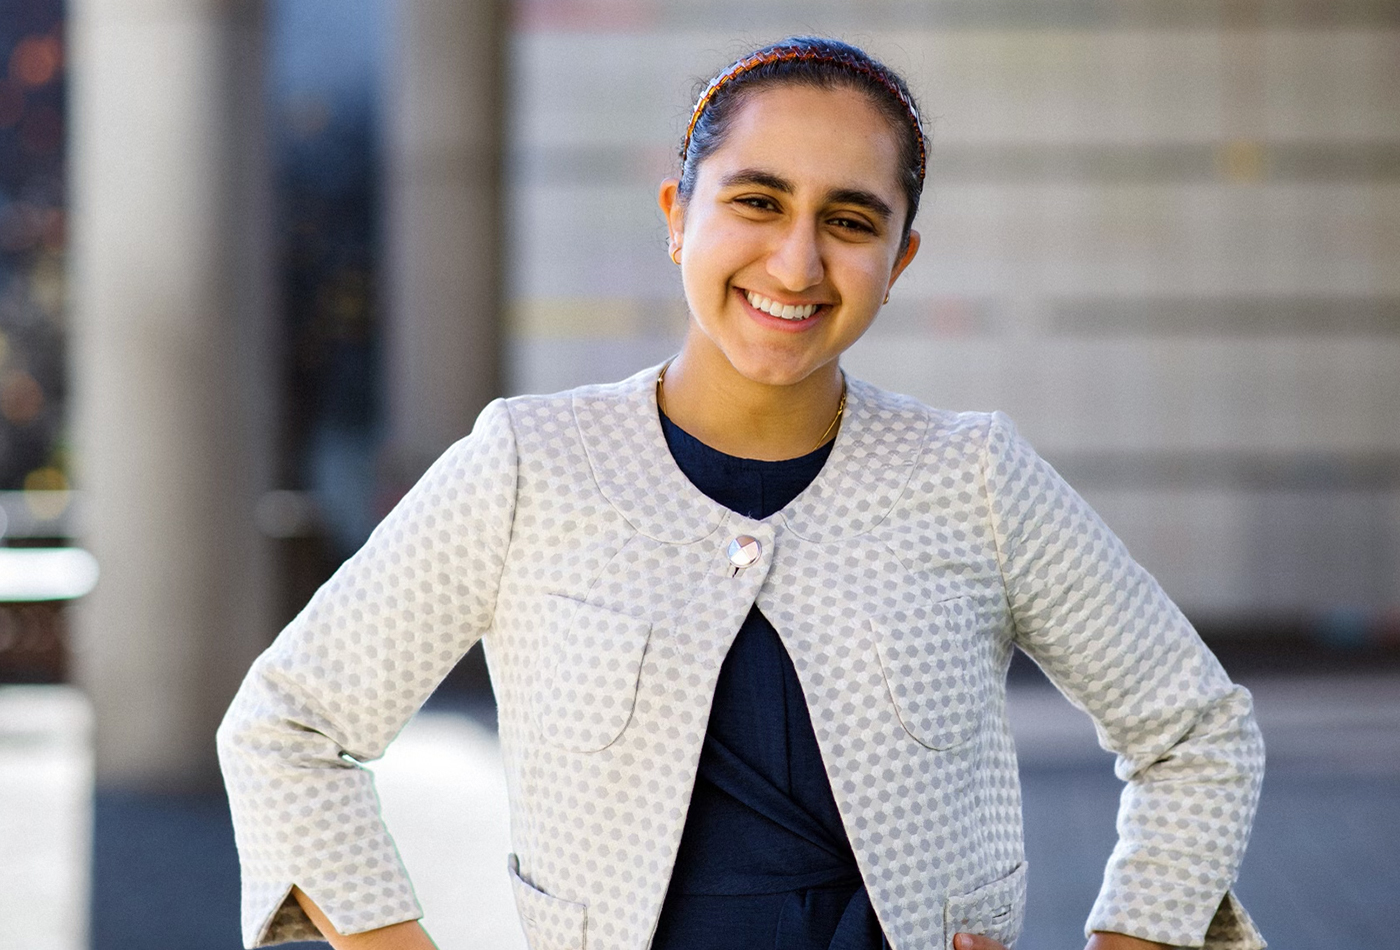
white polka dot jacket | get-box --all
[218,365,1266,950]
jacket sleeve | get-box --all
[980,411,1266,950]
[216,399,519,947]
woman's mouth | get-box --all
[743,290,822,321]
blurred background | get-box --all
[1,1,1397,948]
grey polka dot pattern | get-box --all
[532,595,653,753]
[874,595,983,750]
[219,365,1265,950]
[509,852,587,949]
[944,862,1026,949]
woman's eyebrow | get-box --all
[719,169,793,193]
[718,169,893,221]
[824,187,893,220]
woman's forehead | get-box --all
[699,84,905,200]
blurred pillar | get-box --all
[382,0,506,476]
[0,686,93,950]
[67,0,275,787]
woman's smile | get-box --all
[737,287,828,329]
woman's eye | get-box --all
[830,216,875,235]
[735,196,777,212]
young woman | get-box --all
[219,37,1265,950]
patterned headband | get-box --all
[680,45,929,185]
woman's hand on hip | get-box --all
[1085,932,1171,950]
[954,931,1169,950]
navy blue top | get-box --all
[651,413,890,950]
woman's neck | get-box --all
[658,343,846,462]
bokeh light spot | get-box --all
[23,467,71,520]
[9,34,61,89]
[24,467,67,493]
[0,370,43,424]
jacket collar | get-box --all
[572,364,929,543]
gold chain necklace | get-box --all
[655,359,847,453]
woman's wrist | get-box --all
[1086,931,1173,950]
[290,887,438,950]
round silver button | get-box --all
[726,535,761,568]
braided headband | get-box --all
[680,45,928,184]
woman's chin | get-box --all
[723,351,839,390]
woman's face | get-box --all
[660,83,920,389]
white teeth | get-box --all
[745,291,818,320]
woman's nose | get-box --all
[766,222,824,291]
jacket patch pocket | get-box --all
[533,594,652,752]
[508,854,588,950]
[944,862,1027,950]
[874,596,982,750]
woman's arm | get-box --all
[292,888,439,950]
[218,399,520,947]
[980,411,1265,949]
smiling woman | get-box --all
[219,36,1266,950]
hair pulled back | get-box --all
[677,37,929,248]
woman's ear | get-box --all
[886,228,921,293]
[658,178,684,245]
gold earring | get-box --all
[883,290,891,304]
[670,243,682,265]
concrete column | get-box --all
[67,0,275,787]
[382,0,506,476]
